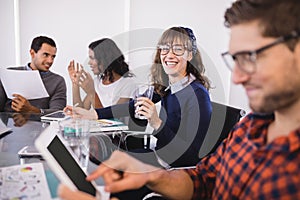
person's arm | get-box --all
[68,61,82,107]
[58,150,193,200]
[95,100,133,119]
[78,69,98,109]
[44,75,67,114]
[68,61,92,109]
[90,150,194,200]
[94,93,103,108]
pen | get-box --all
[72,103,79,117]
[73,103,79,107]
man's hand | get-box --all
[87,150,160,193]
[12,113,29,127]
[58,185,97,200]
[11,94,39,113]
[58,184,119,200]
[59,150,158,198]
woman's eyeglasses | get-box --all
[157,44,189,56]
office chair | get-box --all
[198,101,246,159]
[143,102,246,200]
[124,101,246,163]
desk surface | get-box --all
[0,112,126,199]
[0,112,151,200]
[0,112,48,166]
[0,112,61,198]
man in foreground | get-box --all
[59,0,300,199]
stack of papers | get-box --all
[90,119,128,132]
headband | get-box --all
[180,27,197,55]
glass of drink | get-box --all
[134,84,154,120]
[59,119,91,172]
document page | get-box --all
[0,162,52,200]
[0,119,11,136]
[0,67,49,99]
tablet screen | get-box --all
[47,135,96,196]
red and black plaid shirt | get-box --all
[186,113,300,199]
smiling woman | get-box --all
[74,26,213,169]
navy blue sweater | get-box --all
[96,80,211,167]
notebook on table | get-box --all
[90,119,129,133]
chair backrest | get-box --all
[198,101,246,159]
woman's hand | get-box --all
[68,60,81,85]
[63,106,98,120]
[134,97,162,130]
[78,69,95,95]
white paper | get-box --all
[0,119,11,136]
[0,67,49,100]
[0,162,52,200]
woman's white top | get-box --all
[94,76,136,107]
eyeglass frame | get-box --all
[157,44,191,56]
[221,31,299,74]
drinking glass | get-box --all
[59,119,91,171]
[134,84,154,120]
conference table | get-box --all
[0,112,131,199]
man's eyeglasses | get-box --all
[221,31,299,74]
[157,44,189,56]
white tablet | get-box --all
[41,110,70,122]
[35,124,100,198]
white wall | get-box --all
[0,0,250,113]
[0,0,16,67]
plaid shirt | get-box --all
[186,113,300,199]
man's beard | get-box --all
[250,90,297,114]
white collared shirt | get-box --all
[165,74,196,94]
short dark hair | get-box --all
[30,36,56,52]
[224,0,300,38]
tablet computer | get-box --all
[41,110,70,122]
[18,145,42,158]
[35,124,100,198]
